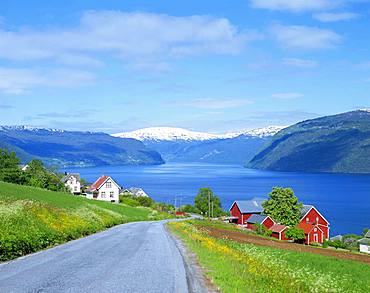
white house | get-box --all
[62,173,81,194]
[86,175,120,203]
[358,230,370,254]
[123,187,149,198]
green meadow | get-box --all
[168,221,370,293]
[0,181,168,261]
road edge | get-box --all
[165,224,219,293]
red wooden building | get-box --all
[229,198,265,225]
[299,205,330,244]
[229,199,330,244]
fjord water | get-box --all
[66,163,370,236]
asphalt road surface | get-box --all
[0,220,205,293]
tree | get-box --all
[262,187,303,226]
[0,149,26,184]
[194,188,223,217]
[285,226,306,241]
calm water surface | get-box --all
[65,163,370,236]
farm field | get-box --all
[168,220,370,293]
[0,181,169,261]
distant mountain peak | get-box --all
[359,108,370,113]
[0,125,65,132]
[112,126,285,141]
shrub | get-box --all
[329,240,344,249]
[120,197,140,207]
[285,226,306,241]
[136,196,154,207]
[322,239,329,248]
[254,223,272,236]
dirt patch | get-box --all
[201,226,370,265]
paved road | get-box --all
[0,220,201,293]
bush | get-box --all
[285,226,306,241]
[329,240,344,249]
[322,239,329,248]
[254,223,272,237]
[136,196,154,207]
[120,197,140,207]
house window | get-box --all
[101,191,106,198]
[74,186,77,191]
[106,182,112,188]
[306,217,309,222]
[314,234,318,242]
[110,191,114,198]
[316,216,319,223]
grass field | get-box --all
[0,181,169,261]
[168,220,370,293]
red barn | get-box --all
[229,198,265,225]
[299,205,330,244]
[270,224,288,240]
[246,214,275,230]
[230,198,330,245]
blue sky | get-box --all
[0,0,370,133]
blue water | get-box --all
[65,163,370,236]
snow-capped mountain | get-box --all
[113,126,285,141]
[0,125,65,132]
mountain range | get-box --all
[113,126,284,164]
[247,110,370,173]
[0,126,164,167]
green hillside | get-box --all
[0,182,164,261]
[247,110,370,173]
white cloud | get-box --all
[271,25,342,50]
[177,98,253,109]
[0,67,95,94]
[250,0,339,12]
[282,58,318,68]
[0,11,253,63]
[271,92,304,99]
[313,12,359,22]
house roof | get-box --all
[231,197,265,213]
[365,230,370,238]
[89,175,109,191]
[270,224,288,233]
[246,214,269,224]
[61,173,81,183]
[358,238,370,245]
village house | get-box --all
[86,175,120,203]
[122,187,149,198]
[358,230,370,254]
[229,198,330,245]
[61,173,81,194]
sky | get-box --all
[0,0,370,134]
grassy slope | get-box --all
[168,220,370,293]
[0,181,166,261]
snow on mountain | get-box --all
[113,127,220,141]
[113,126,285,141]
[0,125,65,132]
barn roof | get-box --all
[270,224,287,233]
[231,197,265,213]
[300,204,314,218]
[246,214,269,224]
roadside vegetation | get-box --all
[169,220,370,293]
[0,181,170,261]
